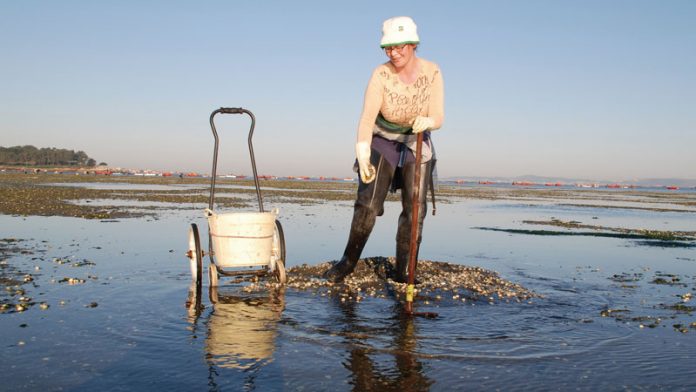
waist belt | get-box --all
[375,113,413,134]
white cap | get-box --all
[380,16,419,48]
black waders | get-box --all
[324,149,431,283]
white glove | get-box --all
[355,141,376,183]
[412,116,435,134]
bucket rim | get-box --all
[205,208,279,219]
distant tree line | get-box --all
[0,145,100,167]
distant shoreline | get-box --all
[2,165,694,190]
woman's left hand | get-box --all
[412,116,435,133]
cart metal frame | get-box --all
[186,107,286,287]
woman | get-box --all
[324,16,444,283]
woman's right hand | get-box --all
[356,141,376,183]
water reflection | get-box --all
[330,294,433,391]
[186,281,204,325]
[186,282,285,389]
[205,286,285,370]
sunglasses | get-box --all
[383,44,409,54]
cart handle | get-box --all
[208,107,264,212]
[217,107,245,114]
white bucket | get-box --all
[206,209,277,268]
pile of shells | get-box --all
[251,257,537,303]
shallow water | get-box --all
[43,182,207,191]
[2,186,695,391]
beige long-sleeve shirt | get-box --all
[357,58,444,146]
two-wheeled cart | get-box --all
[186,107,286,287]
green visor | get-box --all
[380,41,419,48]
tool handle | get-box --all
[405,132,424,314]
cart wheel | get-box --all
[274,258,286,284]
[187,224,203,284]
[209,285,219,304]
[209,262,219,288]
[272,220,287,284]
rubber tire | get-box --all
[188,224,203,285]
[209,262,219,288]
[275,259,286,284]
[209,284,219,304]
[272,220,287,284]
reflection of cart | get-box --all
[206,286,285,370]
[185,284,285,374]
[186,108,286,287]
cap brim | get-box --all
[380,40,419,48]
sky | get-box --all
[2,1,695,181]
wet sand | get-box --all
[3,172,696,219]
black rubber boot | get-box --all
[324,151,393,283]
[393,160,431,284]
[324,204,379,283]
[394,233,423,284]
[323,255,358,283]
[394,239,411,283]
